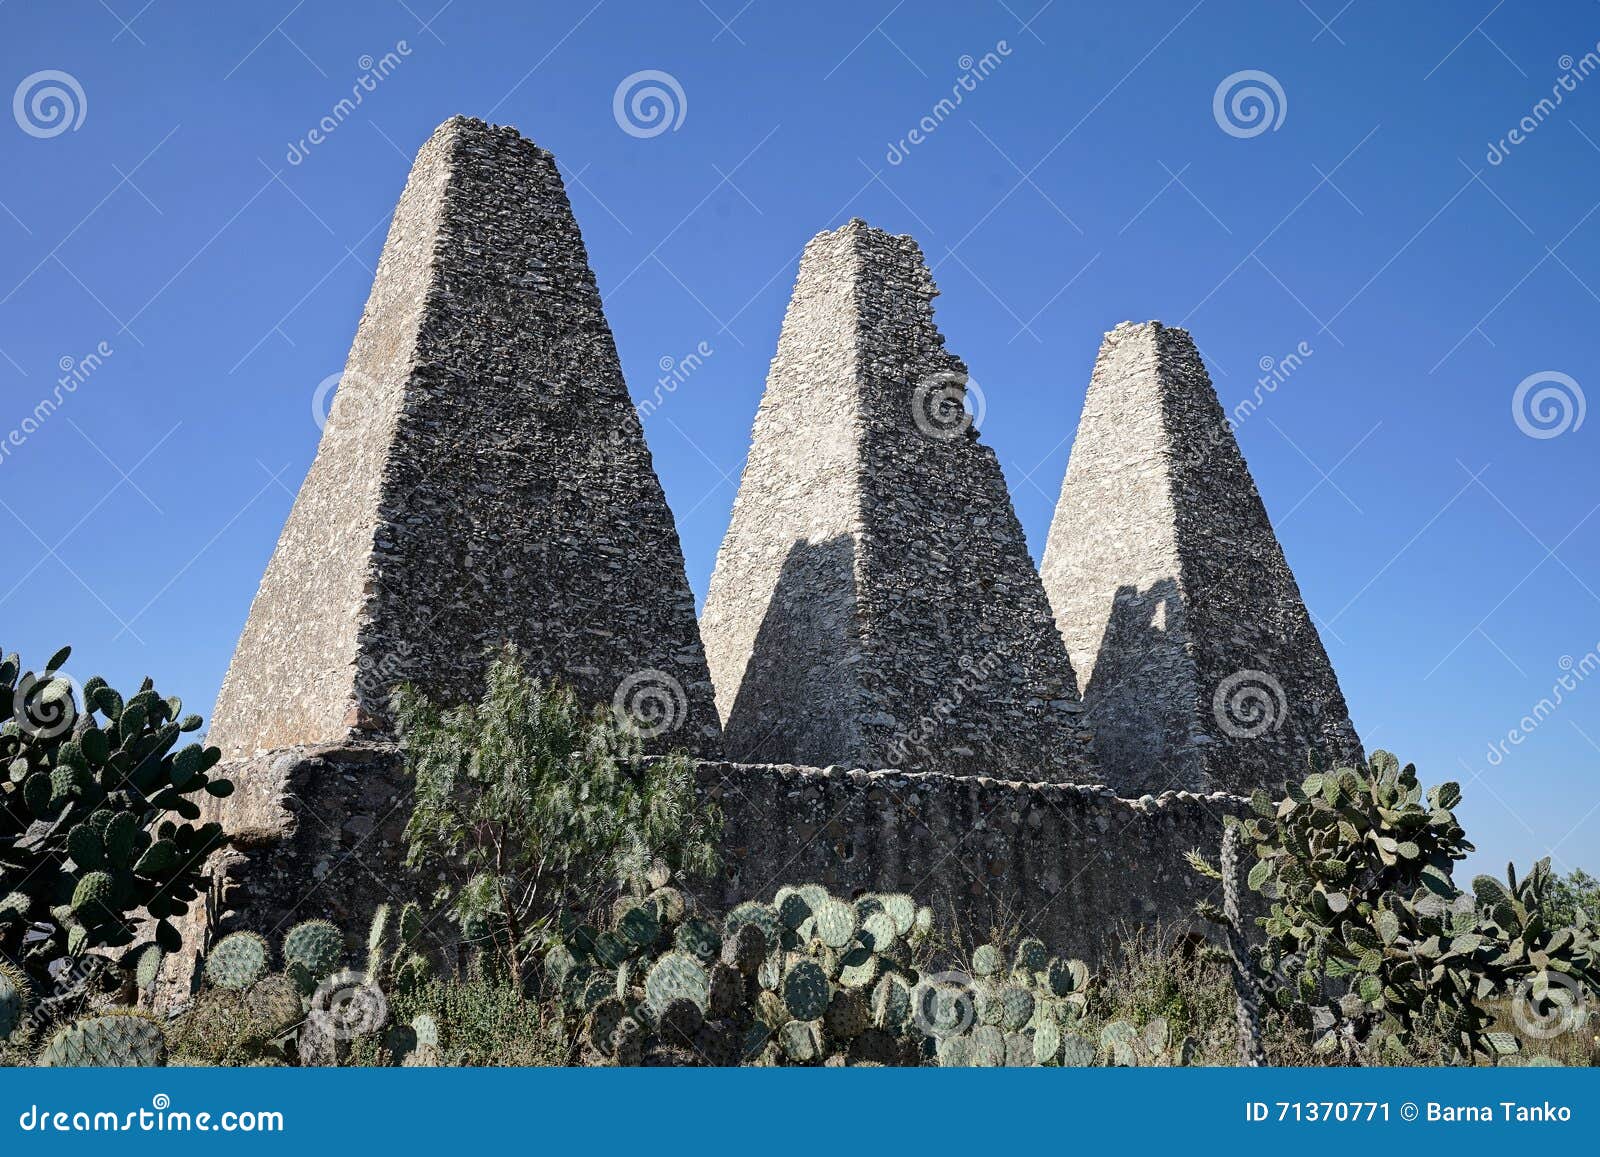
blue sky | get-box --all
[1,0,1597,878]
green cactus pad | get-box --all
[723,901,781,951]
[870,972,913,1032]
[616,900,660,948]
[836,946,882,990]
[999,984,1035,1031]
[969,1024,1007,1066]
[782,959,830,1020]
[813,898,858,948]
[1014,937,1049,975]
[245,973,305,1036]
[778,1018,825,1063]
[40,1012,166,1067]
[645,951,710,1015]
[1060,1032,1096,1066]
[972,943,1001,977]
[205,931,270,990]
[0,959,31,1041]
[824,989,870,1040]
[1033,1017,1063,1064]
[282,919,344,982]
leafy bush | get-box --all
[393,647,721,989]
[0,646,230,997]
[1194,751,1599,1064]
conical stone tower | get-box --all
[208,117,721,759]
[1039,320,1361,796]
[700,220,1091,781]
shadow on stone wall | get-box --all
[1083,579,1207,794]
[723,535,861,765]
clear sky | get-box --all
[2,0,1597,878]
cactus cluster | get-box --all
[176,918,364,1066]
[927,938,1099,1067]
[546,878,935,1066]
[0,647,231,991]
[1195,751,1600,1064]
[39,1009,166,1067]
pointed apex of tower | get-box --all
[700,224,1092,781]
[1040,322,1361,795]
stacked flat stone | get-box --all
[700,220,1092,781]
[208,116,721,760]
[1039,320,1362,796]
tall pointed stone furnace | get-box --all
[1039,321,1361,796]
[208,117,721,759]
[700,220,1091,781]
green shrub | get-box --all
[393,646,721,989]
[0,646,230,994]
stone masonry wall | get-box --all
[701,220,1091,781]
[167,742,1237,996]
[208,116,720,761]
[1039,321,1362,796]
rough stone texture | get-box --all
[700,220,1091,781]
[207,115,719,761]
[163,742,414,1001]
[1039,321,1362,797]
[166,743,1236,995]
[695,761,1240,966]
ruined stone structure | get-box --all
[174,738,1238,976]
[699,220,1091,781]
[173,118,1370,995]
[207,116,720,761]
[1039,321,1362,797]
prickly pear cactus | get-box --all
[205,931,271,990]
[0,959,30,1041]
[40,1011,166,1067]
[283,920,344,984]
[547,877,932,1067]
